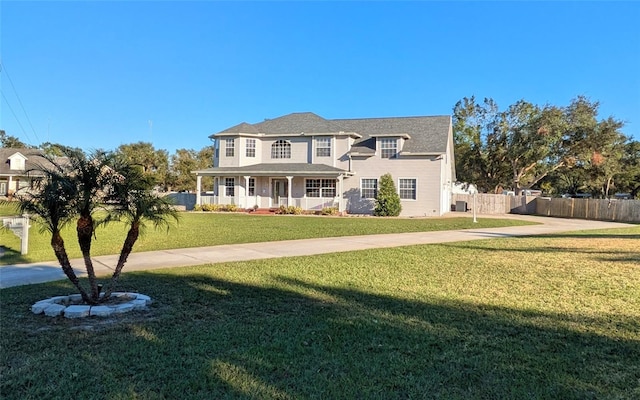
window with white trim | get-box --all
[398,178,417,200]
[315,137,331,157]
[305,179,336,198]
[380,138,398,158]
[361,178,378,199]
[271,140,291,159]
[225,139,235,157]
[246,139,256,157]
[248,178,255,196]
[225,177,235,197]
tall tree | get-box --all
[453,96,627,195]
[0,130,29,148]
[116,142,170,190]
[170,146,214,192]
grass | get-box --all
[1,226,639,399]
[0,210,534,265]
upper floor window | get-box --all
[398,178,417,200]
[225,139,235,157]
[246,139,256,157]
[315,137,331,157]
[271,140,291,159]
[380,138,398,158]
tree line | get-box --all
[453,96,640,198]
[3,95,639,199]
[1,130,212,192]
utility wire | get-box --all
[1,90,31,144]
[0,61,40,144]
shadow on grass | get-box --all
[1,271,639,399]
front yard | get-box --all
[0,211,533,265]
[1,226,639,399]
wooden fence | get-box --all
[451,194,537,215]
[451,194,640,223]
[535,197,640,223]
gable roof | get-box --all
[0,148,50,176]
[211,113,452,154]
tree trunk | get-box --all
[77,214,100,302]
[104,222,140,298]
[51,231,92,304]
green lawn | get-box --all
[1,227,639,399]
[0,211,533,265]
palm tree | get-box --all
[102,159,179,297]
[10,155,93,302]
[8,149,178,305]
[64,149,115,302]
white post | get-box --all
[21,214,29,254]
[244,176,251,209]
[286,176,293,207]
[196,175,202,207]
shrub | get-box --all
[278,205,302,215]
[321,207,339,215]
[374,173,402,216]
[223,204,238,212]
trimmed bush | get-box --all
[374,173,402,216]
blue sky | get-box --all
[1,1,639,155]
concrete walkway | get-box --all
[1,215,635,289]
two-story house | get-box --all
[0,148,50,198]
[194,112,456,216]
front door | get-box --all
[271,179,288,207]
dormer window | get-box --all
[271,140,291,159]
[8,153,27,170]
[380,138,398,158]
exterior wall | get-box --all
[260,137,309,164]
[218,138,239,167]
[344,154,444,216]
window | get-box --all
[306,179,336,198]
[225,139,235,157]
[271,140,291,159]
[225,178,235,197]
[248,178,255,196]
[380,138,397,158]
[316,137,331,157]
[399,178,417,200]
[246,139,256,157]
[361,178,378,199]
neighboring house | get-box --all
[0,148,51,198]
[193,112,456,216]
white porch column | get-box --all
[337,175,344,212]
[196,175,202,207]
[243,176,251,209]
[8,176,13,194]
[286,176,293,207]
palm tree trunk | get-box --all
[51,231,92,304]
[77,214,100,302]
[104,222,140,298]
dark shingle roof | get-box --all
[0,148,50,176]
[212,113,451,154]
[195,163,349,176]
[335,116,451,154]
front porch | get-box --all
[196,175,345,212]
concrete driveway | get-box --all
[1,215,635,289]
